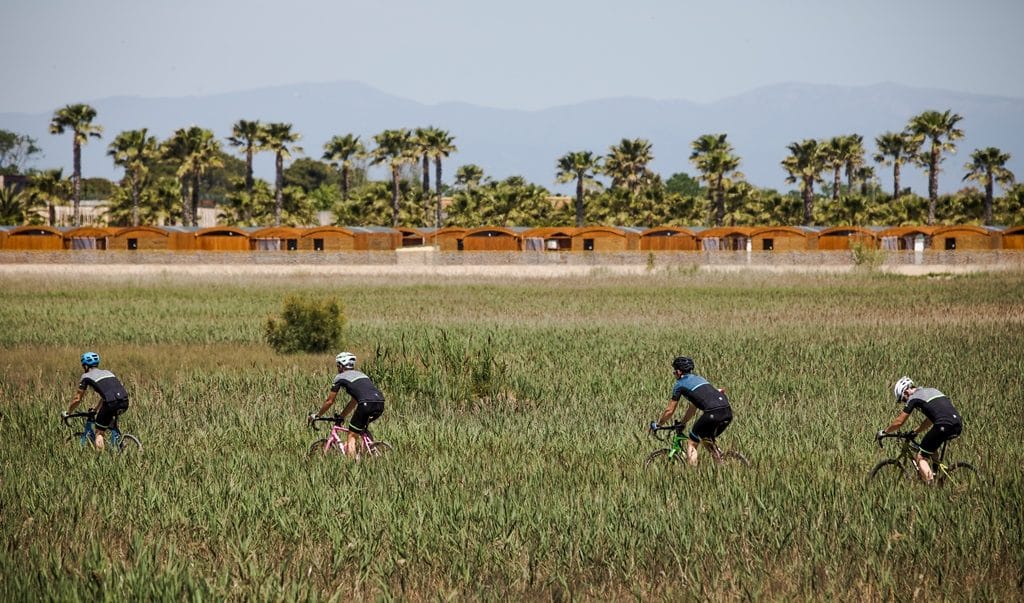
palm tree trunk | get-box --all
[984,173,994,225]
[391,165,401,227]
[422,155,430,193]
[575,174,585,227]
[833,167,841,201]
[131,173,140,227]
[434,158,443,228]
[715,176,725,227]
[892,162,901,200]
[245,148,254,194]
[191,172,201,227]
[72,141,82,226]
[927,145,939,225]
[341,165,350,201]
[180,176,192,226]
[275,152,284,226]
[803,176,814,225]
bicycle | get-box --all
[644,420,750,468]
[306,414,392,460]
[62,410,142,455]
[870,431,978,489]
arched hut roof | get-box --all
[640,226,698,237]
[464,226,526,238]
[250,226,303,239]
[113,225,171,238]
[298,226,357,239]
[815,225,883,239]
[751,226,813,238]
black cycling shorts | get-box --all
[915,422,962,456]
[94,399,129,430]
[689,406,733,442]
[349,401,384,433]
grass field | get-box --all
[1,269,1022,600]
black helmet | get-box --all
[672,356,695,373]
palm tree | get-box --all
[455,164,485,190]
[420,128,458,227]
[259,123,303,226]
[963,147,1015,225]
[49,103,102,226]
[0,185,30,224]
[370,129,416,227]
[227,120,265,195]
[107,129,159,226]
[555,151,602,227]
[163,126,224,226]
[690,133,742,226]
[907,109,964,224]
[603,138,654,198]
[781,139,826,225]
[25,169,69,226]
[873,131,921,200]
[413,128,432,193]
[322,134,365,202]
[842,134,865,192]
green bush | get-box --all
[264,295,346,353]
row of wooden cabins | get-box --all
[1,224,1023,252]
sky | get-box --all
[2,0,1023,114]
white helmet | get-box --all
[335,352,356,370]
[893,376,915,402]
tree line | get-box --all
[0,104,1020,228]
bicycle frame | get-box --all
[875,432,957,480]
[308,414,385,459]
[67,412,123,447]
[318,423,376,456]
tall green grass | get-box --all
[1,270,1022,599]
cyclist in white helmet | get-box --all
[310,352,385,459]
[877,376,963,484]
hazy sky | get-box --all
[2,0,1022,113]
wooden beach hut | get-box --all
[877,226,937,251]
[930,225,999,251]
[350,226,401,251]
[1000,226,1024,250]
[63,226,115,250]
[433,227,468,251]
[696,226,754,251]
[813,226,882,250]
[0,225,64,250]
[571,226,641,251]
[108,225,173,250]
[298,226,357,251]
[639,226,699,251]
[750,227,813,252]
[461,226,525,251]
[188,226,251,251]
[522,227,575,251]
[397,227,429,247]
[249,226,302,251]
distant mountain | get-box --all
[3,81,1022,195]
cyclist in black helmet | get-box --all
[64,351,130,451]
[651,356,733,465]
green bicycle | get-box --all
[645,420,750,468]
[870,431,978,489]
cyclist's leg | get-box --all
[701,409,732,462]
[92,403,116,451]
[915,424,958,483]
[348,401,384,459]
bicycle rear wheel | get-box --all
[307,438,344,459]
[936,461,978,490]
[365,441,392,459]
[722,450,751,467]
[869,459,912,483]
[114,434,142,455]
[643,448,683,468]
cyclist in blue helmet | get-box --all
[651,356,734,465]
[65,352,130,450]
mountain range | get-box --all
[2,81,1022,195]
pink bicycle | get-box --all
[306,414,392,460]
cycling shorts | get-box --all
[914,422,962,457]
[689,406,733,443]
[349,401,384,433]
[94,399,129,430]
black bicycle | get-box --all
[645,420,750,468]
[870,431,977,489]
[63,410,142,455]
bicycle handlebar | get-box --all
[61,410,96,427]
[308,414,347,429]
[649,420,686,441]
[876,430,916,448]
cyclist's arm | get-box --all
[679,402,697,427]
[315,390,338,417]
[657,400,679,425]
[914,418,933,435]
[338,397,357,420]
[882,411,911,433]
[68,387,86,414]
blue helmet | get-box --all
[81,352,100,368]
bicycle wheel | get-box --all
[722,450,751,468]
[869,459,912,483]
[364,441,392,459]
[66,432,92,447]
[643,448,683,468]
[307,438,344,459]
[114,434,142,455]
[936,461,979,490]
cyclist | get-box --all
[651,356,733,466]
[64,351,130,451]
[310,352,385,459]
[877,376,963,485]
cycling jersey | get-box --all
[78,368,129,405]
[331,370,385,403]
[671,373,729,411]
[903,388,961,426]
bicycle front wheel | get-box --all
[307,438,344,459]
[365,441,392,459]
[66,432,92,447]
[643,448,683,468]
[936,461,979,490]
[869,459,912,484]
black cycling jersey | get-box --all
[903,387,961,426]
[78,368,129,404]
[671,373,730,411]
[330,370,385,403]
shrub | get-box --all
[850,242,885,271]
[264,295,346,354]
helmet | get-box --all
[335,352,356,370]
[672,356,695,373]
[893,376,915,402]
[81,352,100,368]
